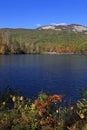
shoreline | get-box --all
[0,52,87,55]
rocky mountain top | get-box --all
[37,24,87,33]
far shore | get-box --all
[0,52,87,55]
[42,52,74,55]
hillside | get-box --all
[0,24,87,54]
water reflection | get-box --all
[0,54,87,103]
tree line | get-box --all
[0,29,87,54]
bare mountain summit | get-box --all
[37,24,87,33]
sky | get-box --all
[0,0,87,28]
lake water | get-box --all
[0,54,87,104]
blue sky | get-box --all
[0,0,87,28]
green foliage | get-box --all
[79,87,87,100]
[76,99,87,119]
[0,87,87,130]
[0,29,87,54]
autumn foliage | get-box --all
[0,88,87,130]
[0,29,87,54]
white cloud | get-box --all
[51,23,67,26]
[36,24,41,27]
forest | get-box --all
[0,28,87,54]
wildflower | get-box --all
[12,96,16,102]
[79,114,85,119]
[47,96,53,102]
[41,102,47,108]
[47,95,62,103]
[39,111,43,116]
[70,106,74,110]
[2,102,5,105]
[34,118,37,121]
[34,99,39,106]
[18,105,22,109]
[24,104,28,110]
[20,96,23,101]
[56,109,59,113]
[58,122,61,125]
[36,105,42,110]
[31,103,35,111]
[53,95,62,102]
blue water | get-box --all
[0,54,87,104]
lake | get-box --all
[0,54,87,104]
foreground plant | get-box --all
[0,88,87,130]
[0,92,63,130]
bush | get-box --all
[0,88,87,130]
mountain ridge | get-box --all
[0,23,87,54]
[0,23,87,32]
[37,24,87,33]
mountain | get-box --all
[37,24,87,33]
[0,24,87,54]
